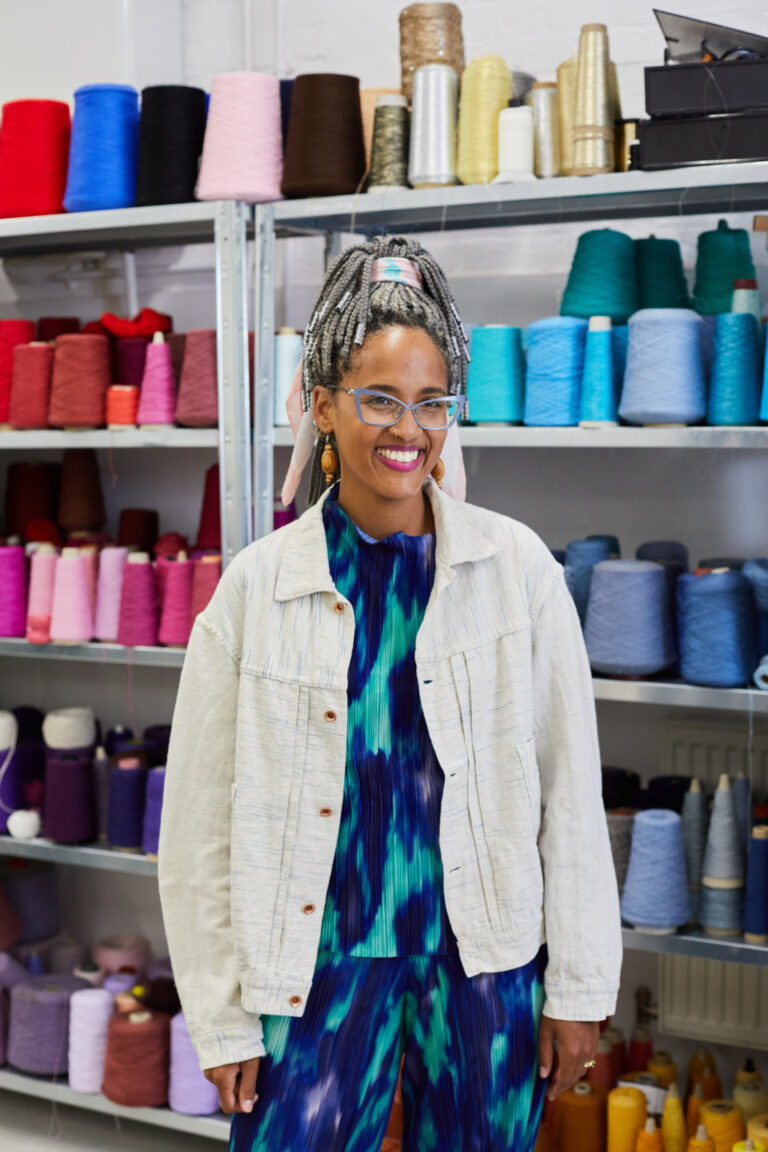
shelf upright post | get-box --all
[214,200,253,568]
[253,202,276,540]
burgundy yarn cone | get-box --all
[117,509,159,554]
[175,329,218,426]
[0,884,23,951]
[4,462,59,538]
[58,449,106,532]
[37,317,80,341]
[195,464,221,550]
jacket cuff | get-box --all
[191,1022,266,1072]
[541,986,619,1022]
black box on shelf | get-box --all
[646,58,768,119]
[637,108,768,170]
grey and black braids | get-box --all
[303,235,470,505]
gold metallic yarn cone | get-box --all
[573,23,614,176]
[557,57,577,175]
[360,88,402,167]
[399,3,465,103]
[456,55,512,184]
[369,97,410,188]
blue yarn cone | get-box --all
[744,828,768,942]
[580,317,617,425]
[564,538,610,624]
[524,317,587,426]
[467,326,525,423]
[584,559,676,677]
[619,309,706,426]
[708,312,762,426]
[620,809,691,932]
[677,571,758,687]
[64,84,140,212]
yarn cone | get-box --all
[663,1084,687,1152]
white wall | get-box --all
[2,1,768,1147]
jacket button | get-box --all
[289,995,302,1007]
[334,602,345,614]
[302,903,316,914]
[320,807,333,817]
[324,710,336,722]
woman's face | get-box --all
[313,325,450,506]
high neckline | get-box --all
[324,482,435,546]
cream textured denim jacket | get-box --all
[158,478,622,1071]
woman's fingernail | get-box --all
[242,1100,253,1113]
[539,1067,547,1078]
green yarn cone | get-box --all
[561,228,638,324]
[693,219,755,315]
[635,236,690,309]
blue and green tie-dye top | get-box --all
[319,485,458,957]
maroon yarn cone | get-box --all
[195,464,221,550]
[175,329,218,426]
[4,462,59,538]
[117,559,159,647]
[117,509,159,554]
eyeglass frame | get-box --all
[324,385,465,430]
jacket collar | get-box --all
[275,478,498,602]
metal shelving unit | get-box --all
[0,836,157,876]
[593,678,767,714]
[0,1069,228,1141]
[622,927,768,968]
[0,638,185,668]
[0,429,218,450]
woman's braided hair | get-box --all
[302,235,469,505]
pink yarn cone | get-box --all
[196,73,283,203]
[117,554,159,647]
[137,333,177,426]
[175,330,218,427]
[94,546,128,642]
[159,554,194,646]
[26,545,57,644]
[190,556,221,627]
[0,546,28,637]
[50,547,93,644]
[81,546,98,615]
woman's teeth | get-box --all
[376,448,421,462]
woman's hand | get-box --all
[204,1057,261,1114]
[538,1017,599,1101]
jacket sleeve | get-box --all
[158,554,266,1070]
[530,551,622,1022]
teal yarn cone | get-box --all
[708,312,762,425]
[580,316,617,425]
[613,325,628,396]
[760,325,768,423]
[524,316,587,426]
[561,228,638,323]
[693,219,756,315]
[466,325,525,423]
[635,236,690,310]
[620,809,691,933]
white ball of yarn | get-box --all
[42,707,96,750]
[0,710,18,751]
[7,809,41,839]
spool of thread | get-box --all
[92,746,110,841]
[0,99,71,217]
[731,277,762,324]
[115,336,149,390]
[0,547,27,637]
[743,559,768,658]
[0,319,36,425]
[556,1081,606,1152]
[43,755,96,844]
[682,779,707,924]
[169,1012,221,1115]
[4,461,58,539]
[688,1083,705,1136]
[137,332,176,426]
[678,572,757,688]
[94,933,150,976]
[68,987,113,1093]
[467,326,525,424]
[368,95,410,189]
[688,1124,715,1151]
[524,316,587,426]
[58,448,105,533]
[175,329,218,427]
[195,464,221,550]
[744,827,768,943]
[693,1071,724,1103]
[648,1054,678,1090]
[573,23,614,176]
[274,329,304,427]
[360,88,401,169]
[136,85,206,205]
[579,316,617,425]
[191,555,221,623]
[49,548,92,644]
[700,774,744,938]
[64,85,139,211]
[9,343,54,430]
[408,64,459,187]
[106,385,139,427]
[399,2,465,103]
[602,767,640,809]
[107,761,148,851]
[282,73,365,198]
[735,1084,768,1126]
[604,1025,626,1079]
[141,767,165,859]
[42,707,96,755]
[94,547,128,642]
[117,554,159,648]
[607,810,635,896]
[494,105,535,182]
[635,237,690,310]
[197,73,282,202]
[0,712,23,836]
[737,1059,763,1089]
[708,313,762,426]
[8,974,89,1074]
[562,230,637,323]
[456,56,511,185]
[564,538,611,623]
[37,317,80,342]
[584,560,676,676]
[557,57,578,175]
[158,554,193,647]
[694,220,756,315]
[527,82,560,178]
[636,541,688,623]
[144,725,171,766]
[636,1116,663,1152]
[102,1009,170,1107]
[608,1084,647,1152]
[698,1101,744,1152]
[587,1034,617,1092]
[749,1117,768,1142]
[49,335,111,428]
[117,509,158,554]
[620,810,690,932]
[732,773,752,863]
[619,309,706,426]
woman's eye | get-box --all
[421,400,443,411]
[366,395,396,408]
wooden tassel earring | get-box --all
[431,458,445,487]
[321,434,338,485]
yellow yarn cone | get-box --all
[687,1084,705,1138]
[609,1085,647,1152]
[699,1100,744,1152]
[648,1051,678,1090]
[635,1116,663,1151]
[663,1084,687,1152]
[687,1123,715,1151]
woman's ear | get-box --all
[313,384,334,435]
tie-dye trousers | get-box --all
[230,944,547,1152]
